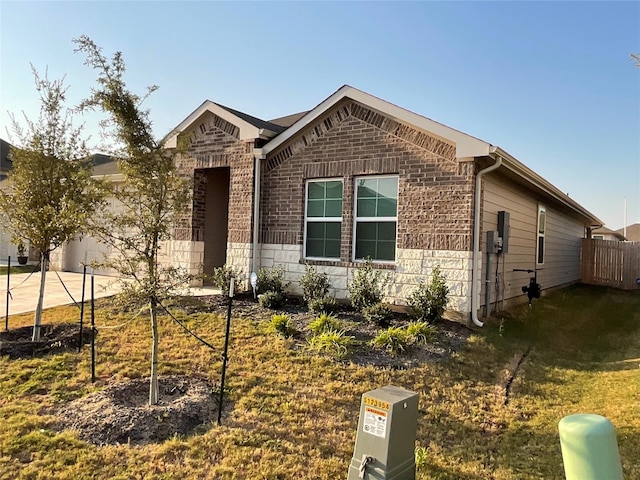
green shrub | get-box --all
[348,258,391,312]
[372,327,411,355]
[257,265,288,294]
[308,313,342,335]
[308,329,355,359]
[259,291,284,309]
[362,302,393,326]
[308,295,338,314]
[266,313,293,337]
[406,321,437,345]
[209,264,243,293]
[300,264,330,304]
[408,266,450,322]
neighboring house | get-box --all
[0,149,116,268]
[615,223,640,242]
[54,86,602,323]
[0,139,20,261]
[591,226,626,241]
[0,139,14,181]
[51,154,119,275]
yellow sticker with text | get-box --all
[363,397,390,410]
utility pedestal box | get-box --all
[347,385,419,480]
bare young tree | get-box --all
[74,36,191,405]
[0,67,104,341]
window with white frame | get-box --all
[354,176,398,262]
[304,179,343,259]
[537,205,546,264]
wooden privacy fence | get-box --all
[581,239,640,290]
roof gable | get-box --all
[165,100,281,148]
[261,85,493,159]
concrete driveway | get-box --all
[0,271,219,316]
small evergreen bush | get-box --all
[371,327,411,355]
[308,313,342,335]
[406,321,437,345]
[308,295,338,314]
[348,258,390,312]
[257,265,288,294]
[259,291,284,309]
[300,264,330,304]
[266,313,293,337]
[209,264,243,293]
[408,266,450,323]
[308,329,354,360]
[362,302,393,326]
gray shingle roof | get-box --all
[214,103,287,134]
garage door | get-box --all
[64,235,115,276]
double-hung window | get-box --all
[354,176,398,262]
[537,205,546,265]
[304,179,343,260]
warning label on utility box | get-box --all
[363,406,387,438]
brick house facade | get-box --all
[63,85,601,323]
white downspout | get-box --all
[471,152,502,327]
[251,150,264,275]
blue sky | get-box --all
[1,1,639,230]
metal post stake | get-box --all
[91,272,96,383]
[78,264,87,352]
[5,256,10,331]
[218,278,234,425]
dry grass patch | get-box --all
[0,286,639,479]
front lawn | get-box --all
[0,264,39,276]
[0,285,638,479]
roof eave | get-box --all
[492,146,602,227]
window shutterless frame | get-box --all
[303,178,343,261]
[352,175,399,263]
[536,204,546,265]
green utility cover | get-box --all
[558,414,623,480]
[347,385,419,480]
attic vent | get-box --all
[199,123,206,134]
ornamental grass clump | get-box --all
[406,321,437,345]
[266,313,293,338]
[371,327,411,356]
[308,313,342,335]
[308,329,355,360]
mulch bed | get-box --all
[55,375,218,446]
[182,292,472,369]
[0,323,93,359]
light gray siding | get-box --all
[481,174,585,309]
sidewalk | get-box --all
[0,271,220,316]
